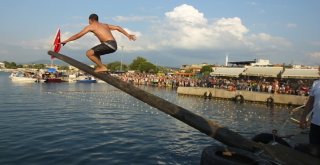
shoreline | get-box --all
[177,87,308,106]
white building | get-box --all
[251,59,271,66]
[227,58,271,67]
[180,63,208,73]
[0,62,5,68]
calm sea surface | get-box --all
[0,72,300,164]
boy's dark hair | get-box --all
[89,14,99,21]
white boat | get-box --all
[9,71,43,83]
[76,75,97,83]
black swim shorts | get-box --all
[91,40,117,56]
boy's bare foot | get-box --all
[94,66,108,73]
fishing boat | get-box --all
[9,71,43,83]
[43,68,67,83]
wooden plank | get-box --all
[48,51,320,165]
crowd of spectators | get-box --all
[118,73,314,96]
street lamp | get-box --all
[120,45,124,72]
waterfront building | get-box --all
[208,65,320,81]
[0,62,5,68]
[180,63,209,73]
[243,67,283,78]
[210,67,246,78]
[228,59,271,67]
[176,63,209,77]
[281,68,320,79]
[251,59,271,66]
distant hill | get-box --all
[26,59,68,66]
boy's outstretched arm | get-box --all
[61,26,91,45]
[108,24,136,41]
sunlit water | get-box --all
[0,72,301,164]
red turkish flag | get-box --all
[51,29,61,59]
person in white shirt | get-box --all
[300,66,320,145]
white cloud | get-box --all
[61,32,100,50]
[139,4,291,54]
[247,33,291,52]
[62,23,87,29]
[165,4,208,25]
[0,49,9,55]
[19,4,291,55]
[307,52,320,58]
[287,23,297,29]
[113,16,158,22]
[246,1,257,6]
[311,41,320,46]
[19,38,51,50]
[213,17,249,39]
[145,4,250,50]
[112,28,143,51]
[17,30,94,51]
[17,4,294,66]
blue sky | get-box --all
[0,0,319,67]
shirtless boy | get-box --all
[61,13,136,72]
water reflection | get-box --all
[41,82,298,137]
[0,72,302,164]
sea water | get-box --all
[0,72,300,164]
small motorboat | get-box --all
[76,76,97,83]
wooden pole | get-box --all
[48,51,320,165]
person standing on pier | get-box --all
[300,66,320,145]
[61,13,136,72]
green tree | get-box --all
[200,65,213,76]
[129,57,147,70]
[157,66,171,74]
[32,64,45,69]
[200,65,213,73]
[108,61,128,72]
[58,65,69,70]
[4,61,18,69]
[138,61,157,73]
[3,61,9,68]
[10,62,17,67]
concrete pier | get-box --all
[177,87,308,105]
